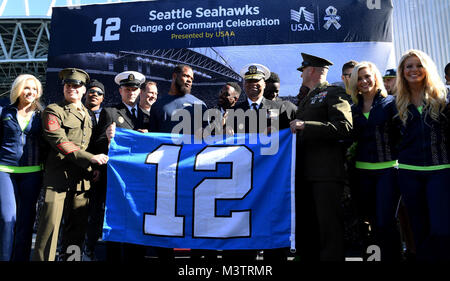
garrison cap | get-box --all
[114,71,145,87]
[297,53,333,72]
[240,63,271,81]
[383,68,397,78]
[59,68,90,85]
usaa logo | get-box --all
[290,7,315,31]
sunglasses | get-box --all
[88,89,104,96]
[342,73,352,77]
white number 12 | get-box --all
[143,145,253,238]
[92,17,121,42]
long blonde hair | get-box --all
[348,61,387,105]
[396,49,447,125]
[10,74,43,111]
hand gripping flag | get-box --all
[103,128,296,250]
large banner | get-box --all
[47,0,394,250]
[48,0,392,55]
[46,0,395,107]
[103,128,296,250]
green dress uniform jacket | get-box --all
[33,100,94,261]
[295,81,353,182]
[42,100,94,192]
[294,81,353,261]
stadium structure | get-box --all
[46,48,242,108]
[0,16,49,102]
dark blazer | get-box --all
[94,103,148,154]
[351,91,399,163]
[233,97,296,134]
[396,102,450,167]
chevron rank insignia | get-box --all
[57,141,80,155]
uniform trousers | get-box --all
[296,180,345,261]
[398,169,450,261]
[355,168,401,261]
[85,175,106,255]
[32,187,89,261]
[0,171,41,261]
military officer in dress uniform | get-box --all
[220,64,296,262]
[289,53,353,261]
[233,63,296,135]
[95,71,148,153]
[32,68,109,261]
[94,70,148,261]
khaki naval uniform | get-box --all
[33,100,94,261]
[295,81,353,261]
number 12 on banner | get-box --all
[92,17,121,42]
[143,144,253,238]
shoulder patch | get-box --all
[46,113,60,131]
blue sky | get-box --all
[0,0,143,16]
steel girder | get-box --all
[0,17,50,97]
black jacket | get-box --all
[94,103,148,154]
[233,97,296,134]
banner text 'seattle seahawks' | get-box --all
[48,0,393,56]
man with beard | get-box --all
[207,82,242,135]
[217,82,241,112]
[149,64,208,134]
[148,64,208,260]
[382,69,397,95]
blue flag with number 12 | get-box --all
[103,128,296,250]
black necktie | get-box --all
[251,103,259,110]
[297,85,310,105]
[131,108,137,123]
